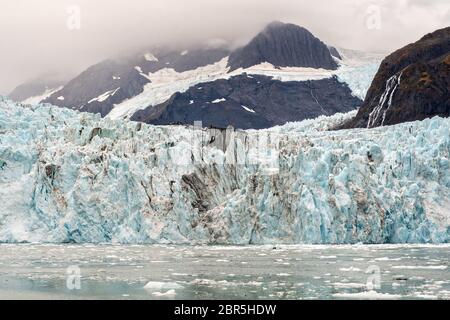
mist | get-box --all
[0,0,448,94]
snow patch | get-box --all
[242,106,256,113]
[144,53,158,62]
[212,98,226,104]
[88,88,120,104]
[22,86,64,105]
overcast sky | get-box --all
[0,0,448,94]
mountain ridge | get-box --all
[228,21,338,71]
[9,21,383,129]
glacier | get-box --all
[0,97,449,244]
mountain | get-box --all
[344,27,450,129]
[43,47,231,117]
[8,76,66,105]
[129,22,365,129]
[131,75,360,129]
[1,97,449,243]
[10,21,384,129]
[43,59,150,117]
[228,21,338,71]
[125,45,380,129]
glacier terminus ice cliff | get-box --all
[0,97,449,244]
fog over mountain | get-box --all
[0,0,448,94]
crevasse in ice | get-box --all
[0,97,449,244]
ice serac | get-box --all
[345,27,450,129]
[0,97,449,244]
[228,21,338,71]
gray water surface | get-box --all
[0,244,448,300]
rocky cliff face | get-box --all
[228,21,338,71]
[344,27,450,129]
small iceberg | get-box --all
[144,281,184,291]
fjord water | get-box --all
[0,244,448,300]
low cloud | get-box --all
[0,0,448,94]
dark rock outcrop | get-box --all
[131,74,362,130]
[228,21,338,71]
[343,27,450,129]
